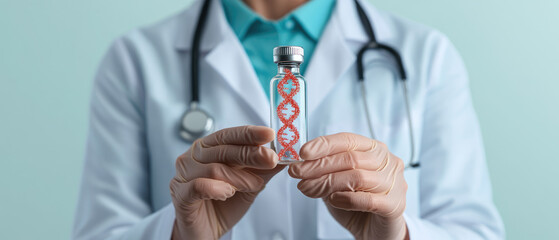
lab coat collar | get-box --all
[305,0,387,115]
[175,0,269,124]
[335,0,392,44]
[174,0,227,52]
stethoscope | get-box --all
[180,0,420,169]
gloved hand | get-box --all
[170,126,284,240]
[289,133,409,240]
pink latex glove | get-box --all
[289,133,409,240]
[170,126,284,240]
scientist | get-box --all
[73,0,505,239]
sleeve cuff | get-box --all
[403,213,451,240]
[117,203,176,240]
[155,203,176,240]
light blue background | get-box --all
[1,0,557,239]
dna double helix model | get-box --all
[276,69,300,160]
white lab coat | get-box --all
[72,0,505,239]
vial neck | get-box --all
[277,63,301,74]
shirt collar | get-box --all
[221,0,260,39]
[290,0,336,41]
[222,0,336,41]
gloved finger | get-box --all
[326,191,406,218]
[296,169,393,198]
[201,125,275,147]
[170,178,236,205]
[326,160,408,218]
[289,149,390,179]
[178,162,265,192]
[300,133,382,160]
[170,178,237,227]
[192,142,279,169]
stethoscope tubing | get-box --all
[354,0,419,168]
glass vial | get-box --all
[270,46,308,164]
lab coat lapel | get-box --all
[305,0,361,115]
[175,0,269,125]
[204,35,269,125]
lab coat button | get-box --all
[271,232,285,240]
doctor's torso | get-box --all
[136,1,425,238]
[83,0,486,239]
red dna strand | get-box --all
[277,69,301,160]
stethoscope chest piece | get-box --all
[179,102,214,142]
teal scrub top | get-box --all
[221,0,336,98]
